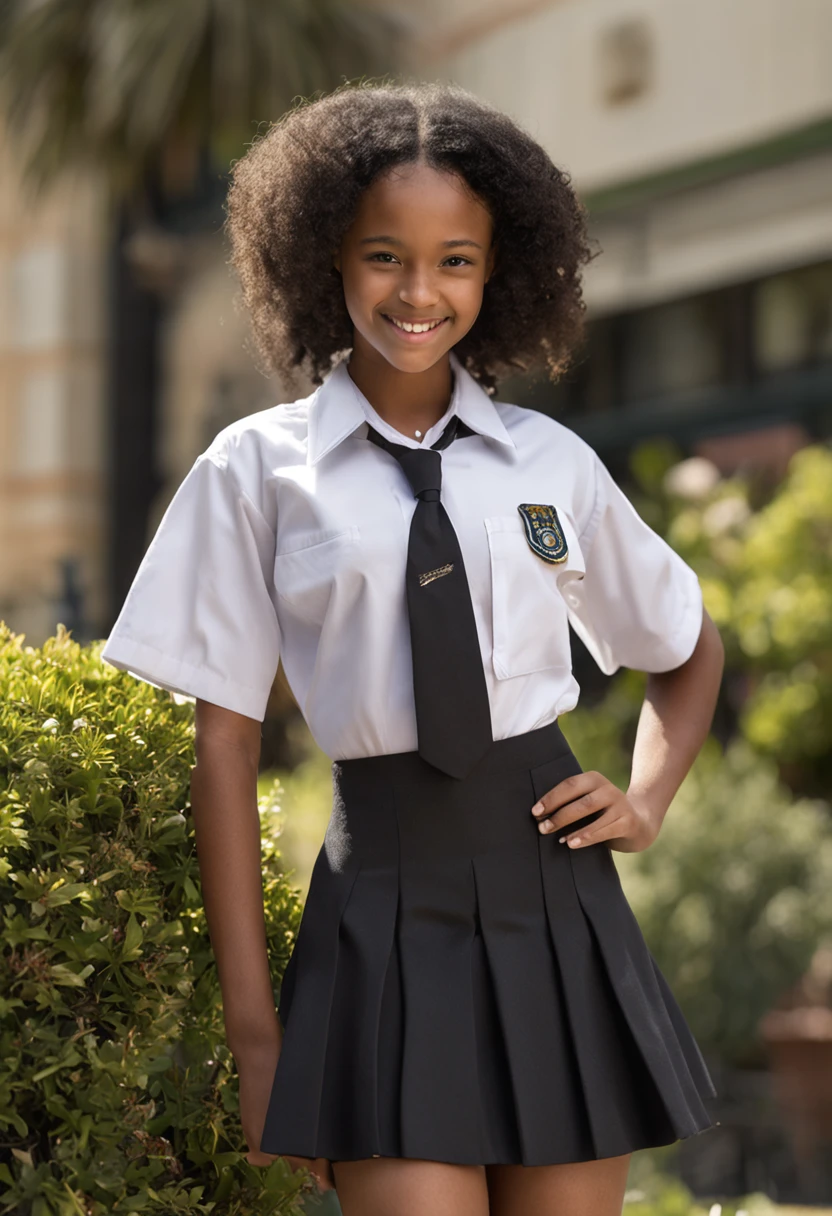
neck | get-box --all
[346,344,454,440]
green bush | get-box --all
[564,688,832,1066]
[559,443,832,1068]
[633,441,832,794]
[621,1144,785,1214]
[613,738,832,1066]
[257,753,336,904]
[0,624,318,1215]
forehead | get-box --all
[350,163,492,237]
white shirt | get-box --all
[101,350,703,760]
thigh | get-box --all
[332,1157,489,1216]
[486,1152,632,1216]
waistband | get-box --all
[336,717,574,785]
[329,718,583,863]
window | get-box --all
[753,262,832,373]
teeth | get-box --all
[387,316,445,334]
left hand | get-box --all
[237,1046,336,1191]
[531,770,659,853]
[283,1155,336,1194]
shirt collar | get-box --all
[306,349,516,466]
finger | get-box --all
[559,812,629,848]
[283,1154,335,1190]
[531,771,605,818]
[246,1148,278,1167]
[313,1157,336,1191]
[535,783,619,834]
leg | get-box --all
[332,1157,489,1216]
[487,1152,632,1216]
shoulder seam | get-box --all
[199,449,275,534]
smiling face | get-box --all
[333,161,496,374]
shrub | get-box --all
[634,441,832,795]
[613,738,832,1067]
[622,1144,784,1214]
[0,624,318,1215]
[558,442,832,1067]
[564,673,832,1067]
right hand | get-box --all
[237,1044,336,1192]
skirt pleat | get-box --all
[317,864,399,1156]
[472,844,596,1164]
[562,836,715,1138]
[398,857,490,1161]
[260,720,718,1165]
[268,856,359,1152]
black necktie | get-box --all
[367,414,493,779]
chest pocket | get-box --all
[273,526,360,627]
[484,510,585,680]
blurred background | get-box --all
[1,0,831,1211]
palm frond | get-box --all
[0,0,408,196]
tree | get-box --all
[0,0,405,622]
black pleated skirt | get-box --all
[259,719,718,1165]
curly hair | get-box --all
[225,77,596,395]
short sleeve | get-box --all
[100,452,281,721]
[566,451,703,675]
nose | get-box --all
[398,264,442,310]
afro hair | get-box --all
[225,78,596,395]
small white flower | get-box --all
[702,496,751,536]
[664,457,720,501]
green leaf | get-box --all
[49,964,90,988]
[123,914,143,957]
[122,1193,153,1211]
[145,1056,172,1074]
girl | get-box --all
[102,80,725,1216]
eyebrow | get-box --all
[359,235,484,250]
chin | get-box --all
[388,348,452,372]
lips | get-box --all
[381,314,451,343]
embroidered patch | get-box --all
[517,503,568,564]
[419,562,454,587]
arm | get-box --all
[530,609,725,851]
[625,608,725,843]
[190,699,336,1189]
[190,700,281,1163]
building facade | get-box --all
[1,0,831,640]
[415,0,832,471]
[0,141,109,644]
